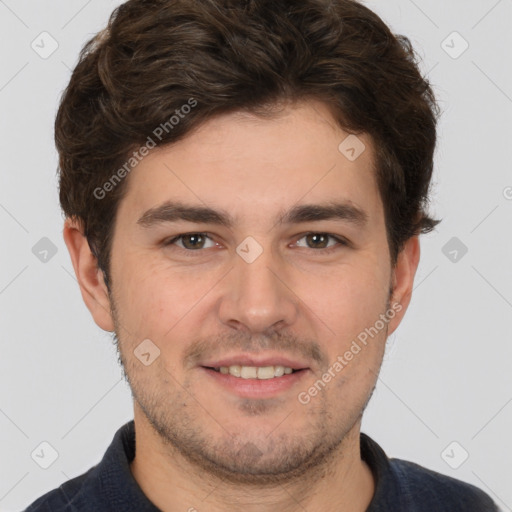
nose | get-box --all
[217,241,299,334]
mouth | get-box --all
[199,356,310,399]
[204,365,303,380]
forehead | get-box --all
[116,100,383,228]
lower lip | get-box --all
[201,367,309,399]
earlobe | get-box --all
[387,236,421,336]
[62,218,115,332]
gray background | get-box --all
[1,0,511,510]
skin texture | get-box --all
[64,100,420,511]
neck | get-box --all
[130,407,375,512]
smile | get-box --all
[211,365,295,379]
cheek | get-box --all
[299,260,390,342]
[116,257,219,339]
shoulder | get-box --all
[23,421,147,512]
[389,458,499,511]
[23,468,95,512]
[361,433,498,512]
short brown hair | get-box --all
[56,0,441,289]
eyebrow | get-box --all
[136,200,368,229]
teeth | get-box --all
[274,365,285,377]
[240,366,258,379]
[229,365,241,377]
[218,365,295,379]
[257,366,275,379]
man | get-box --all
[25,0,498,510]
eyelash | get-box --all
[163,232,348,256]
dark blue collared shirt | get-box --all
[24,420,499,511]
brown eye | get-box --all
[295,233,347,253]
[305,233,329,249]
[165,233,215,251]
[180,233,206,250]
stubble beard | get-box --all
[109,291,388,487]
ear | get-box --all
[387,236,420,336]
[62,218,115,332]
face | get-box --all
[73,100,418,484]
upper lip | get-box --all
[200,353,310,370]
